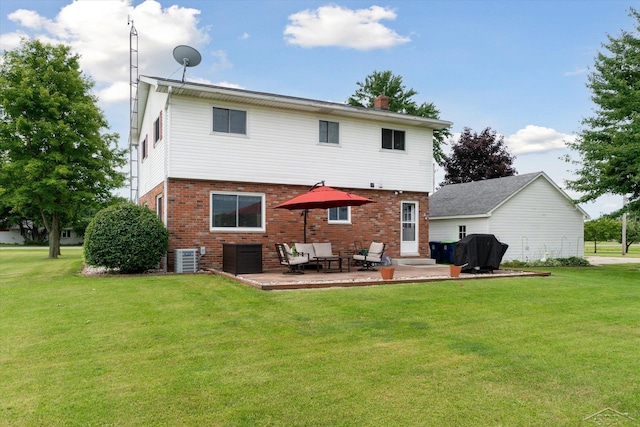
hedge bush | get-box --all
[84,203,169,273]
[502,256,590,268]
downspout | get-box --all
[163,85,172,272]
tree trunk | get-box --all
[42,210,60,259]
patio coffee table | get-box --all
[315,256,350,273]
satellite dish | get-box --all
[173,45,201,82]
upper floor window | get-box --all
[459,225,467,240]
[153,112,162,145]
[211,192,265,231]
[213,107,247,135]
[328,206,350,223]
[319,120,339,144]
[382,128,405,151]
[142,135,148,160]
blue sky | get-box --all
[0,0,635,218]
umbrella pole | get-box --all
[303,209,308,243]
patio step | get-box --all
[393,258,436,266]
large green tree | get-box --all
[619,216,639,252]
[566,8,640,215]
[440,127,517,185]
[584,217,621,253]
[0,39,126,258]
[347,70,451,164]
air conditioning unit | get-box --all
[175,248,198,273]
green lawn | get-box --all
[1,248,639,426]
[584,242,640,257]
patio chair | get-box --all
[275,243,309,274]
[294,243,320,271]
[352,241,386,271]
[352,241,364,267]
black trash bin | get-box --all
[441,240,458,264]
[429,241,442,263]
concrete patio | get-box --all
[208,263,550,291]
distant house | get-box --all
[133,77,452,270]
[428,172,589,261]
[0,225,83,245]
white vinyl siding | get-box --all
[138,93,168,196]
[165,95,434,193]
[488,178,585,261]
[429,217,489,242]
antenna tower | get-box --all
[128,17,139,202]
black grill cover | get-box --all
[454,234,508,273]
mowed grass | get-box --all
[1,248,639,426]
[585,241,640,257]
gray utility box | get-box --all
[175,248,198,273]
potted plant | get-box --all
[380,266,395,280]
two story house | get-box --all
[133,76,452,270]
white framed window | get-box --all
[459,225,467,240]
[319,120,339,144]
[382,128,405,151]
[213,107,247,135]
[211,191,265,231]
[61,230,72,239]
[328,206,350,224]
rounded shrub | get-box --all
[84,203,169,273]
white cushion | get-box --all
[368,242,384,257]
[284,243,308,264]
[353,241,384,263]
[294,243,315,259]
[288,256,309,265]
[313,242,334,258]
[283,243,293,256]
[352,253,382,263]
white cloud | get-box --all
[505,125,575,155]
[0,31,28,52]
[214,81,245,89]
[8,9,49,29]
[284,5,410,50]
[2,0,210,104]
[210,49,232,73]
[564,68,588,77]
[240,32,250,40]
[97,81,130,104]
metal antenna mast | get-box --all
[128,17,139,202]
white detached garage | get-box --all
[428,172,590,262]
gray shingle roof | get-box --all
[429,172,543,218]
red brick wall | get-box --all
[139,182,164,209]
[141,178,430,271]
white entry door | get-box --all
[400,202,418,255]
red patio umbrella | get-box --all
[275,182,375,242]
